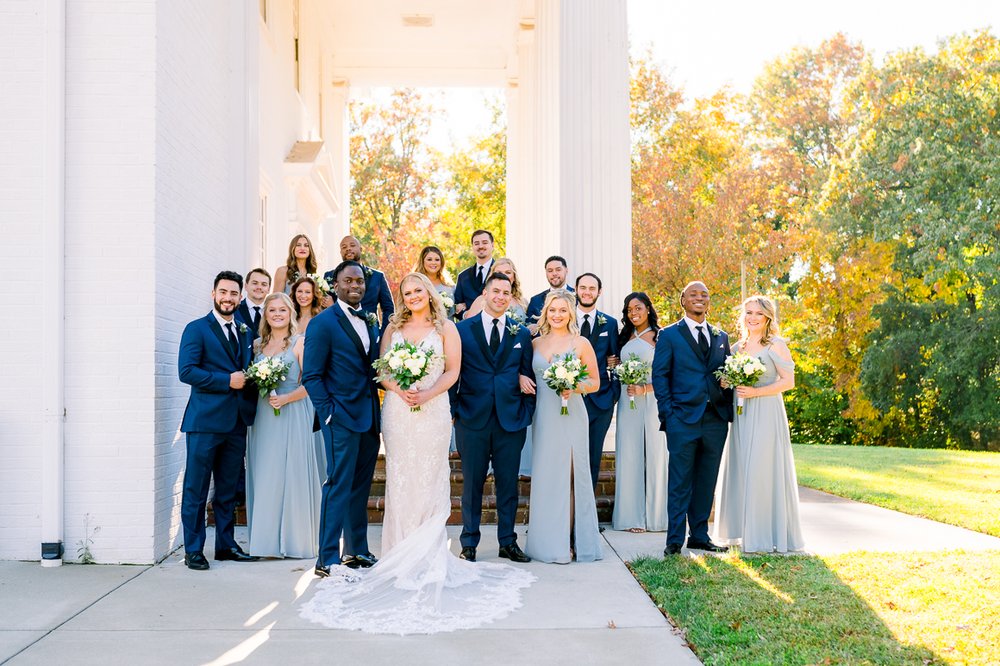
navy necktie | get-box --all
[490,318,501,355]
[225,322,239,358]
[696,324,709,356]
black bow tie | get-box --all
[348,307,366,320]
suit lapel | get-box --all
[335,306,368,362]
[494,324,517,369]
[470,315,496,367]
[584,311,601,346]
[676,320,706,363]
[207,314,239,366]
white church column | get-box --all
[508,0,632,307]
[324,79,352,241]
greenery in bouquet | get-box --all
[245,356,292,415]
[542,352,590,415]
[614,353,653,409]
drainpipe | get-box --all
[41,0,66,567]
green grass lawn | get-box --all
[792,444,1000,537]
[632,550,1000,666]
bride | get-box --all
[300,272,534,634]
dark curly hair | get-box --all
[618,292,659,349]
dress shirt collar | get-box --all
[683,315,711,338]
[212,309,236,331]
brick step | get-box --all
[213,452,617,527]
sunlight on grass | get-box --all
[632,550,1000,665]
[793,445,1000,536]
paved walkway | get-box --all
[4,489,999,666]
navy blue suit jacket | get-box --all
[324,266,394,331]
[302,304,381,434]
[235,299,263,340]
[179,313,257,433]
[452,313,536,432]
[526,286,575,324]
[651,319,734,431]
[581,310,621,413]
[453,260,494,311]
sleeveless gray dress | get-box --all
[612,336,668,531]
[525,350,603,563]
[246,335,323,558]
[712,345,805,553]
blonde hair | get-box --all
[488,257,526,307]
[255,292,298,353]
[388,272,449,332]
[537,289,579,337]
[739,295,781,347]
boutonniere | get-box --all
[364,312,379,328]
[239,323,249,334]
[507,322,523,336]
[362,266,373,280]
[708,324,721,337]
[596,314,608,327]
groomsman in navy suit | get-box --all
[303,261,382,577]
[452,229,496,319]
[526,256,574,326]
[452,273,534,563]
[652,281,733,555]
[574,273,621,491]
[235,267,271,340]
[178,271,259,570]
[322,235,394,332]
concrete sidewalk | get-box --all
[0,525,698,666]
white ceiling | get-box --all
[325,0,532,86]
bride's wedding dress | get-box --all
[300,328,534,634]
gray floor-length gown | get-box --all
[525,351,603,563]
[246,334,323,558]
[712,345,805,553]
[612,337,668,531]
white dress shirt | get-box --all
[245,298,264,325]
[339,299,371,354]
[577,307,597,333]
[683,316,712,343]
[212,309,239,342]
[481,311,507,345]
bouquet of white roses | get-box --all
[714,352,767,415]
[506,308,526,327]
[308,273,332,299]
[438,290,455,311]
[614,353,653,410]
[245,356,292,415]
[542,352,590,415]
[373,341,439,412]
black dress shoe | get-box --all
[214,546,259,562]
[498,543,531,563]
[686,539,726,553]
[460,547,476,562]
[354,552,378,568]
[314,564,331,578]
[185,551,210,570]
[664,544,682,556]
[341,555,362,569]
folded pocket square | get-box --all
[325,415,332,425]
[514,343,522,348]
[599,331,609,337]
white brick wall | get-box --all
[1,0,323,563]
[62,0,158,564]
[0,2,47,561]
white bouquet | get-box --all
[438,290,455,311]
[614,353,653,410]
[309,273,332,299]
[373,341,439,412]
[245,356,292,415]
[542,352,590,415]
[714,352,767,415]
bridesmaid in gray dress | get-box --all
[713,295,804,553]
[612,293,668,532]
[272,233,318,295]
[416,245,456,319]
[246,292,323,559]
[525,290,603,563]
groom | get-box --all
[652,280,733,555]
[303,261,381,577]
[453,273,534,563]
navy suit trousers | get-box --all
[317,421,380,566]
[665,408,729,546]
[455,412,526,549]
[585,402,615,491]
[182,429,246,554]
